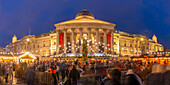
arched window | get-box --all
[124,42,126,46]
[130,43,132,47]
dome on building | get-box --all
[75,8,95,19]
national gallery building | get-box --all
[6,9,164,60]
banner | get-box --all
[59,34,63,47]
[107,34,111,47]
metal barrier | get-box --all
[38,72,54,85]
[15,69,54,85]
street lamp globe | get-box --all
[27,39,30,41]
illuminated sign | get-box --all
[157,54,162,57]
[165,54,169,56]
[144,55,148,57]
[150,55,154,57]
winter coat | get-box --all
[124,74,141,85]
[25,67,36,81]
[124,69,143,85]
[105,79,121,85]
[164,71,170,85]
[144,73,164,85]
[50,65,56,74]
[69,68,80,82]
[60,63,67,71]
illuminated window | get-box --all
[130,44,132,47]
[124,42,126,46]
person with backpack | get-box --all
[50,63,57,85]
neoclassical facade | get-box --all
[6,9,164,58]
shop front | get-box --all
[0,53,15,62]
[131,54,170,64]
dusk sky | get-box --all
[0,0,170,48]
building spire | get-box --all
[12,35,17,43]
[152,34,157,43]
[29,25,32,35]
[83,8,86,11]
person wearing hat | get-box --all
[123,65,143,85]
[144,64,165,85]
[50,63,57,85]
[164,65,170,85]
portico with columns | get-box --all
[54,9,116,56]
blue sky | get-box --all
[0,0,170,48]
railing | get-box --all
[15,68,54,85]
[14,65,151,85]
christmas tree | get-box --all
[82,38,88,62]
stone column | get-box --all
[111,30,114,54]
[104,29,107,54]
[50,39,53,55]
[64,29,67,53]
[96,28,99,53]
[71,29,75,53]
[117,35,120,55]
[56,30,59,55]
[79,29,83,54]
[133,40,136,55]
[88,28,91,53]
[136,39,138,55]
[148,42,150,54]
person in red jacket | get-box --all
[50,63,57,85]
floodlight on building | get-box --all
[27,39,30,42]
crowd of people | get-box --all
[0,59,170,85]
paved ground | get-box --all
[0,71,126,85]
[0,74,97,85]
[0,75,27,85]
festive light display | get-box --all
[82,38,88,62]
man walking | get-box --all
[25,63,36,85]
[60,60,67,81]
[50,63,57,85]
[69,65,80,85]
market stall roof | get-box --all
[19,52,36,59]
[131,54,170,58]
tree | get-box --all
[82,38,88,62]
